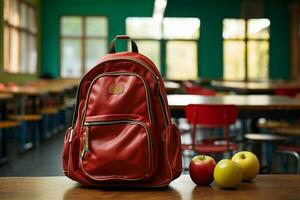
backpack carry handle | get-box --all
[109,35,139,53]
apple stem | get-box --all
[241,153,245,159]
[202,154,205,160]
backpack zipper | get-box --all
[72,57,170,128]
[80,119,153,181]
[81,72,154,126]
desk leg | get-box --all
[34,122,40,147]
[0,129,6,163]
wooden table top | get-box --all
[211,80,300,94]
[0,93,13,100]
[168,94,300,110]
[164,81,181,93]
[0,175,299,200]
[0,87,48,96]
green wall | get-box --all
[40,0,153,78]
[165,0,292,79]
[0,0,3,75]
[0,0,40,84]
[1,0,293,80]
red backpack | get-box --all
[62,35,182,187]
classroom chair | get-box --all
[182,104,239,154]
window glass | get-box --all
[10,0,19,26]
[28,7,37,33]
[166,41,198,80]
[4,0,10,21]
[20,3,27,28]
[86,17,107,37]
[85,39,107,71]
[9,28,20,73]
[4,25,10,72]
[126,18,161,39]
[223,41,245,80]
[28,35,37,74]
[20,32,28,73]
[247,19,270,39]
[247,41,269,80]
[61,17,82,36]
[61,39,82,78]
[223,19,245,39]
[163,18,200,39]
[135,40,161,71]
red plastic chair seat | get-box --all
[181,144,193,150]
[278,145,300,153]
[274,87,300,97]
[194,143,238,153]
[184,86,216,96]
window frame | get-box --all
[59,15,109,78]
[3,0,38,75]
[223,18,270,81]
[126,17,200,80]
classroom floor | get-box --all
[0,133,64,176]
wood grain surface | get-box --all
[168,94,300,109]
[0,175,299,200]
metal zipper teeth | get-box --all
[81,71,153,126]
[158,88,170,126]
[84,120,153,150]
[80,119,153,182]
[72,57,169,128]
[67,128,73,177]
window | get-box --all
[3,0,38,74]
[223,18,270,81]
[60,16,108,78]
[126,17,200,80]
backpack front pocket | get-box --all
[79,115,154,182]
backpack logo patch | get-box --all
[109,84,124,94]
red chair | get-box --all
[183,104,238,154]
[274,87,300,97]
[274,145,300,174]
[184,86,216,96]
[0,83,5,90]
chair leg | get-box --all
[273,151,300,174]
[19,121,27,152]
[33,121,40,147]
[0,129,6,163]
[42,115,50,138]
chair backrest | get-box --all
[185,104,238,148]
[185,104,238,126]
[184,86,216,96]
[274,87,300,97]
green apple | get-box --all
[232,151,260,181]
[213,159,243,189]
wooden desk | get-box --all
[164,81,181,94]
[168,94,300,119]
[0,87,48,96]
[211,80,300,94]
[0,93,13,100]
[0,175,299,200]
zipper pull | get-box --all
[80,126,89,159]
[156,80,161,96]
[84,126,89,151]
[68,128,74,143]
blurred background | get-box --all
[0,0,300,176]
